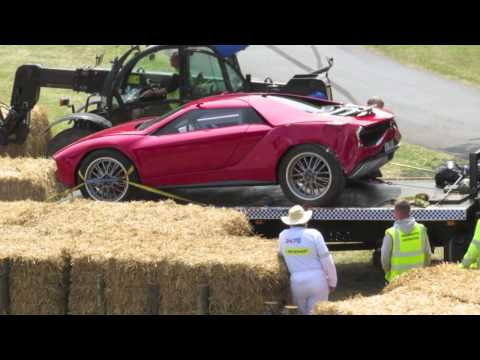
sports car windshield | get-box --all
[268,95,335,114]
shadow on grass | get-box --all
[331,257,386,301]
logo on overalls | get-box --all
[285,248,311,256]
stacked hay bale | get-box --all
[314,264,480,315]
[0,157,61,201]
[0,202,71,315]
[0,200,289,315]
[0,106,51,158]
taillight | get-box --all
[392,120,402,143]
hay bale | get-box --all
[0,106,51,158]
[314,264,480,315]
[8,252,70,315]
[158,239,289,315]
[68,235,287,315]
[384,263,480,305]
[0,200,287,315]
[0,157,61,201]
[0,223,70,315]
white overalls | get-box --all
[279,227,337,315]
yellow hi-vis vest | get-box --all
[166,72,180,110]
[385,223,427,282]
[460,220,480,270]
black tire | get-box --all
[444,233,471,263]
[372,248,382,269]
[78,149,140,202]
[47,127,97,157]
[278,144,345,207]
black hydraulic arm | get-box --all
[0,64,109,145]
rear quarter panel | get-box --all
[229,121,395,182]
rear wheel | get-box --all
[47,127,97,157]
[279,145,345,207]
[78,150,139,202]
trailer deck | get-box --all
[169,179,476,222]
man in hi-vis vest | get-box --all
[459,220,480,269]
[381,200,432,283]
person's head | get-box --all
[367,96,385,109]
[394,200,411,221]
[170,52,180,70]
[281,205,313,228]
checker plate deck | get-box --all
[170,180,477,222]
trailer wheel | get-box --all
[279,145,345,206]
[372,248,382,269]
[444,233,470,263]
[46,127,97,157]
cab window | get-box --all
[122,48,181,104]
[225,62,245,92]
[188,50,227,99]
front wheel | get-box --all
[279,144,345,207]
[47,127,97,157]
[78,150,139,202]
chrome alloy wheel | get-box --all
[84,157,130,202]
[285,152,333,201]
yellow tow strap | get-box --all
[47,166,204,206]
[398,193,430,208]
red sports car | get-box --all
[54,93,401,206]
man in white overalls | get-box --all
[279,205,338,315]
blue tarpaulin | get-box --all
[214,45,249,58]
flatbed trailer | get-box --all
[168,151,480,264]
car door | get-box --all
[135,108,252,186]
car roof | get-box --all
[187,93,339,126]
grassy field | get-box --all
[369,45,480,86]
[382,142,464,178]
[0,45,130,134]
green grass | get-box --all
[382,143,465,178]
[0,46,131,124]
[369,45,480,86]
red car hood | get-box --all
[80,119,150,141]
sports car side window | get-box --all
[155,110,200,135]
[155,108,265,136]
[191,108,265,130]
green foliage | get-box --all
[369,45,480,85]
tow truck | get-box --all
[161,150,480,265]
